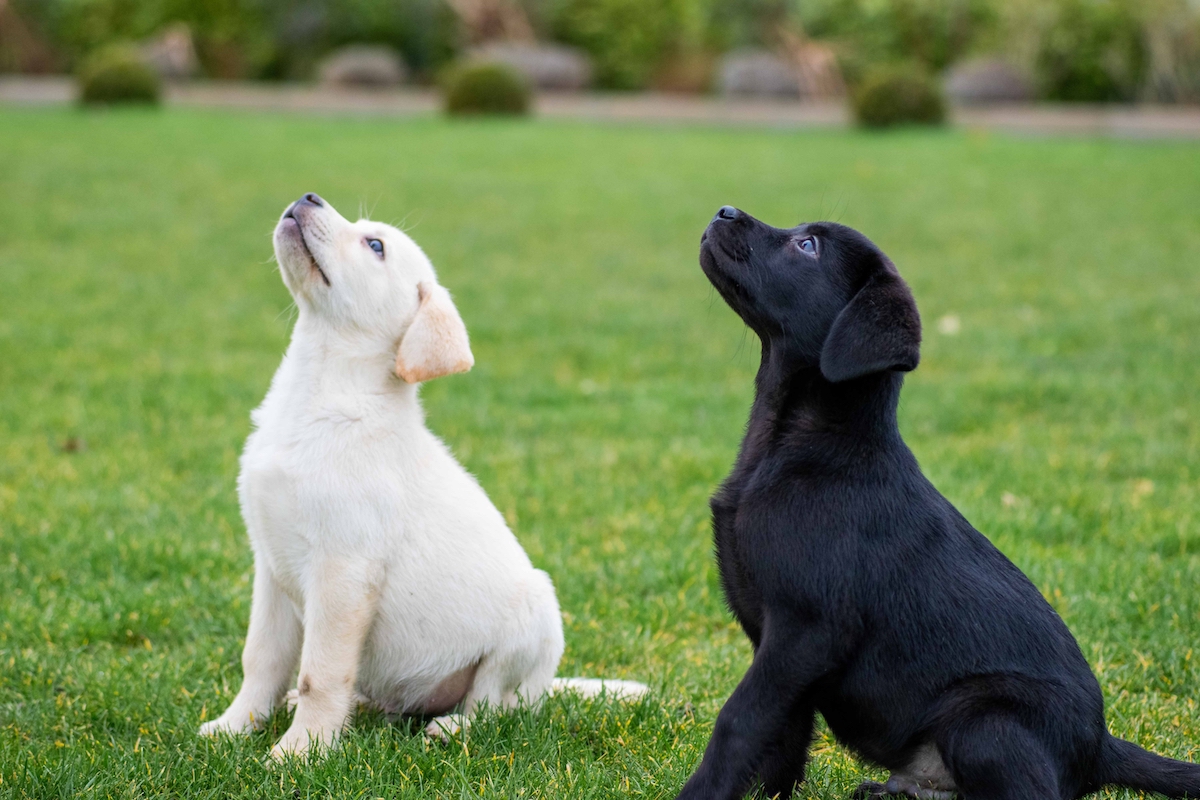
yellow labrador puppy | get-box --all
[200,193,646,759]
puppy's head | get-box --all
[273,193,473,383]
[700,207,921,383]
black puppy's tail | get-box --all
[1097,734,1200,798]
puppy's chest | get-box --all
[238,409,401,595]
[711,483,767,644]
[238,431,317,596]
[712,453,824,643]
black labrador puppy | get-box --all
[679,206,1200,800]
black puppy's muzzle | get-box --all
[700,205,760,315]
[702,204,756,256]
[701,205,742,245]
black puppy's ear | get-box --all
[820,264,921,383]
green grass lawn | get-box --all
[0,107,1197,798]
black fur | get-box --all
[678,208,1200,800]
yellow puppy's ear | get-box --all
[395,282,475,383]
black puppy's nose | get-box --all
[298,192,324,208]
[715,205,740,221]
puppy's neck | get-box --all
[751,345,903,449]
[285,315,419,403]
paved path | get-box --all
[4,76,1200,139]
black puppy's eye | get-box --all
[367,238,384,257]
[796,236,818,257]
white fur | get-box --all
[198,196,647,759]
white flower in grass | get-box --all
[937,314,961,335]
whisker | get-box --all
[832,191,849,224]
[274,300,298,324]
[734,323,749,361]
[393,209,423,233]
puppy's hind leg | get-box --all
[426,570,564,740]
[937,713,1063,800]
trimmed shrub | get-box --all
[77,44,160,105]
[443,62,531,116]
[853,64,945,127]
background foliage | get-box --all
[549,0,687,90]
[2,0,1199,99]
[7,0,458,78]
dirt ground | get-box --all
[4,75,1200,138]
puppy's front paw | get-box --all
[850,779,954,800]
[269,725,328,762]
[198,708,264,737]
[424,714,469,742]
[851,781,889,799]
[268,741,305,762]
[198,719,228,738]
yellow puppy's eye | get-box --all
[367,238,384,257]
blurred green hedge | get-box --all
[444,61,531,115]
[77,42,161,104]
[853,63,946,127]
[4,0,1199,101]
